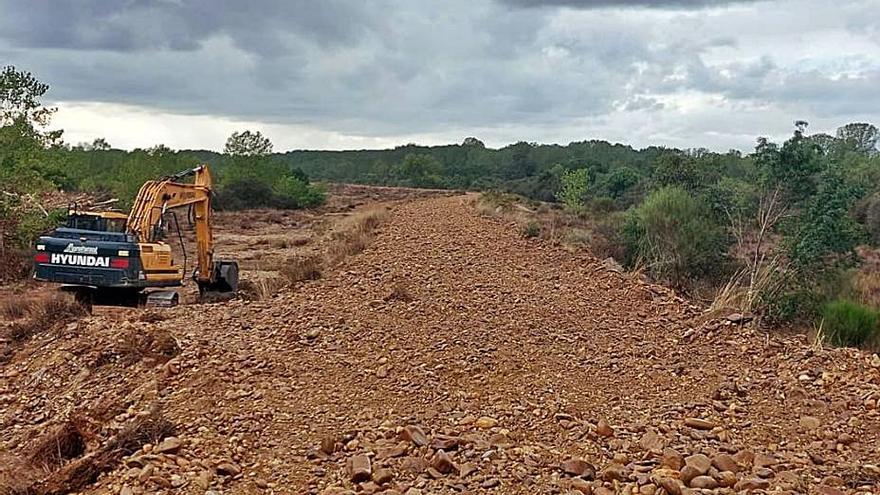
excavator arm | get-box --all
[127,165,238,294]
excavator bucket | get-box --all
[197,260,239,297]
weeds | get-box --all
[821,300,879,348]
[3,292,86,345]
[520,221,540,238]
[117,327,180,364]
[280,255,323,284]
[237,274,288,300]
[28,417,90,471]
[327,208,388,264]
[1,298,29,320]
[36,404,175,495]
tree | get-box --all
[836,123,879,154]
[396,154,444,188]
[224,130,273,157]
[786,166,864,274]
[555,168,589,212]
[651,152,706,193]
[603,166,640,200]
[755,128,823,202]
[462,137,484,148]
[0,66,64,192]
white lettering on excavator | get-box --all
[64,244,98,255]
[50,253,110,267]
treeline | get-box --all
[3,64,880,347]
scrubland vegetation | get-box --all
[3,64,880,348]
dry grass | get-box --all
[3,292,86,345]
[851,270,880,308]
[28,417,90,472]
[1,298,30,320]
[280,255,324,284]
[36,404,175,495]
[237,274,288,300]
[117,327,180,364]
[326,208,389,264]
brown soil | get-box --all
[1,189,879,495]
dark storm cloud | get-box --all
[0,0,379,52]
[0,0,877,147]
[498,0,760,8]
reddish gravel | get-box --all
[2,193,879,495]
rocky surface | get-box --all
[1,193,879,494]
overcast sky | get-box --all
[1,0,878,152]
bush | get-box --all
[217,176,325,210]
[271,176,325,209]
[556,168,590,213]
[822,300,879,348]
[280,255,323,284]
[623,186,729,288]
[216,177,274,210]
[520,221,540,238]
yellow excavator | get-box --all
[33,165,238,308]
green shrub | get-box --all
[271,176,325,209]
[520,221,540,238]
[217,176,325,210]
[822,300,879,348]
[623,186,729,288]
[216,177,274,210]
[556,168,590,213]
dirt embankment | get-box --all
[1,190,879,495]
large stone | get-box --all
[320,436,338,455]
[373,468,393,485]
[639,430,666,453]
[684,454,711,475]
[431,450,455,474]
[430,434,461,450]
[571,478,593,494]
[216,462,241,476]
[680,465,701,485]
[561,458,595,479]
[347,455,372,483]
[596,419,614,437]
[753,453,777,468]
[401,425,429,446]
[660,448,684,471]
[600,463,628,482]
[688,476,718,489]
[652,476,682,495]
[734,477,770,491]
[717,471,738,487]
[711,453,741,473]
[154,436,182,454]
[684,418,715,430]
